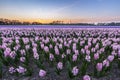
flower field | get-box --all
[1,28,120,80]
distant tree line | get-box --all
[0,18,120,26]
[97,22,120,26]
[0,18,42,25]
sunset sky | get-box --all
[0,0,120,23]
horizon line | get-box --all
[0,18,120,24]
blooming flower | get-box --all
[15,39,19,44]
[112,45,118,50]
[85,55,91,62]
[75,50,79,55]
[9,51,16,59]
[118,50,120,57]
[83,75,91,80]
[33,52,39,60]
[80,40,85,46]
[111,51,117,56]
[55,47,60,55]
[91,48,95,53]
[93,39,97,44]
[9,67,16,74]
[73,43,76,51]
[14,45,20,51]
[25,45,30,50]
[33,47,37,53]
[20,49,26,56]
[59,44,62,49]
[4,48,11,57]
[2,43,7,49]
[16,66,26,74]
[39,69,46,77]
[85,45,89,50]
[107,55,114,62]
[103,59,110,67]
[94,53,99,60]
[88,42,91,47]
[57,62,63,70]
[66,49,71,55]
[49,53,54,61]
[20,57,25,62]
[62,53,66,58]
[86,50,90,55]
[49,44,53,49]
[81,48,85,54]
[22,38,29,44]
[96,63,103,71]
[44,38,49,44]
[72,54,78,62]
[95,43,99,50]
[72,66,79,76]
[41,43,44,49]
[44,46,49,52]
[100,48,105,53]
[35,36,39,41]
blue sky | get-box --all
[0,0,120,23]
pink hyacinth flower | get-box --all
[57,62,63,70]
[72,66,79,76]
[83,75,91,80]
[39,69,46,77]
[96,63,103,72]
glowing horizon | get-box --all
[0,0,120,23]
